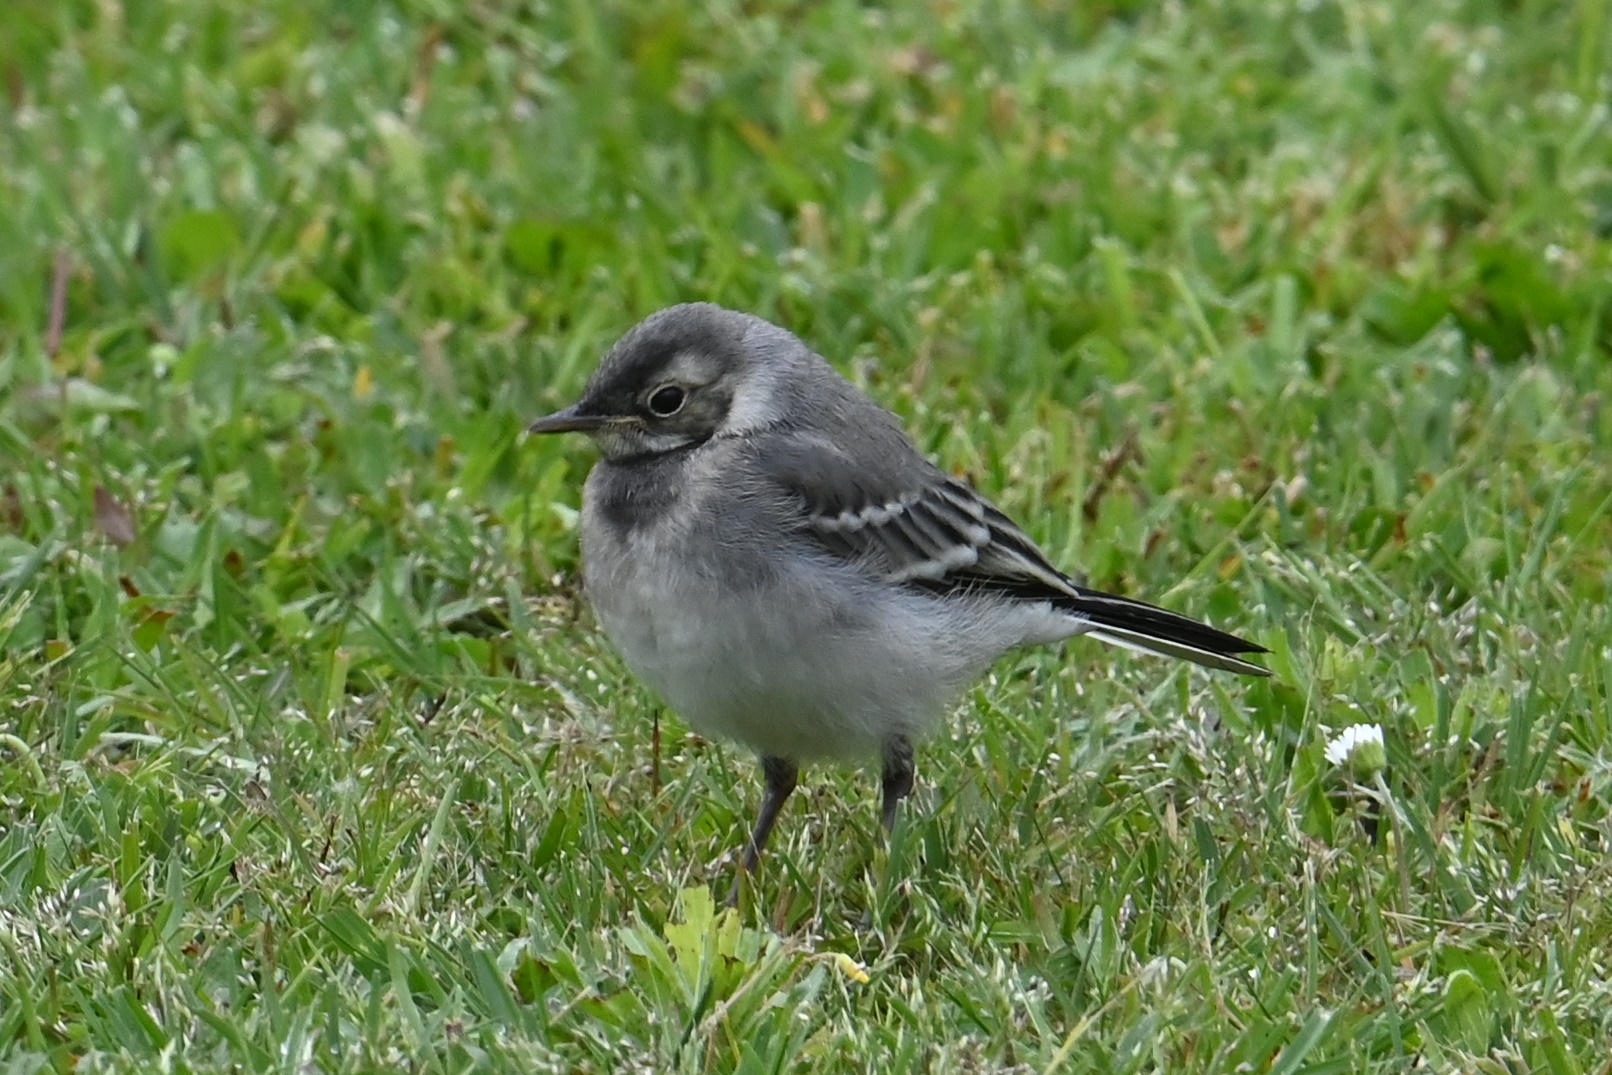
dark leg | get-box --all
[862,738,918,928]
[729,756,798,904]
[880,736,916,834]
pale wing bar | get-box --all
[779,446,1269,676]
[807,475,1075,592]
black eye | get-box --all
[647,385,686,417]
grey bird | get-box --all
[529,303,1268,893]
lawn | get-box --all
[2,0,1611,1071]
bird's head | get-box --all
[528,303,806,461]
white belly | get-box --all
[577,461,1082,762]
[584,545,1082,761]
[589,559,893,759]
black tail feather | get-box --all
[1065,587,1269,676]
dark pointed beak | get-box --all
[527,403,606,435]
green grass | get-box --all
[2,0,1611,1070]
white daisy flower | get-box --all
[1325,723,1386,777]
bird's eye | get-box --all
[647,385,686,417]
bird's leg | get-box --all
[743,756,800,870]
[729,756,798,904]
[861,737,918,928]
[879,736,915,834]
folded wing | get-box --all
[759,433,1269,676]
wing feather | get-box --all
[756,433,1268,675]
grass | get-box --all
[2,0,1611,1070]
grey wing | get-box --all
[757,432,1271,676]
[756,432,1082,601]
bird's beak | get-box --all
[527,403,606,435]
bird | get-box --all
[528,302,1268,896]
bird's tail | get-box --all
[1066,588,1270,676]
